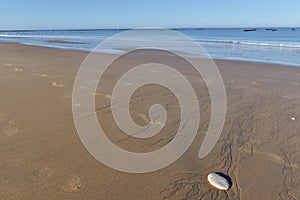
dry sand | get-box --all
[0,43,300,199]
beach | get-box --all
[1,42,300,199]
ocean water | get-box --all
[0,28,300,66]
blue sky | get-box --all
[0,0,299,30]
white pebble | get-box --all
[207,172,231,190]
[291,117,296,121]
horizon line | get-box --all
[0,26,299,32]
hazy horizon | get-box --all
[0,26,299,31]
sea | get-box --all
[1,28,300,66]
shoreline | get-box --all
[46,40,88,45]
[1,41,300,68]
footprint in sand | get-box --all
[2,119,20,136]
[35,73,49,78]
[52,82,64,88]
[4,159,81,194]
[3,63,13,66]
[35,167,81,193]
[14,68,23,72]
[62,176,82,193]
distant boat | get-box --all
[292,28,296,31]
[243,28,257,32]
[266,28,277,32]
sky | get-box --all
[0,0,300,30]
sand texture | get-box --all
[0,43,300,199]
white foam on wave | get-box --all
[197,39,300,48]
[0,33,105,40]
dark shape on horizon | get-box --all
[243,28,257,32]
[292,28,296,31]
[266,28,277,32]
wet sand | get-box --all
[0,43,300,199]
[47,40,88,45]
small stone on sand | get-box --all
[291,117,296,121]
[207,172,231,190]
